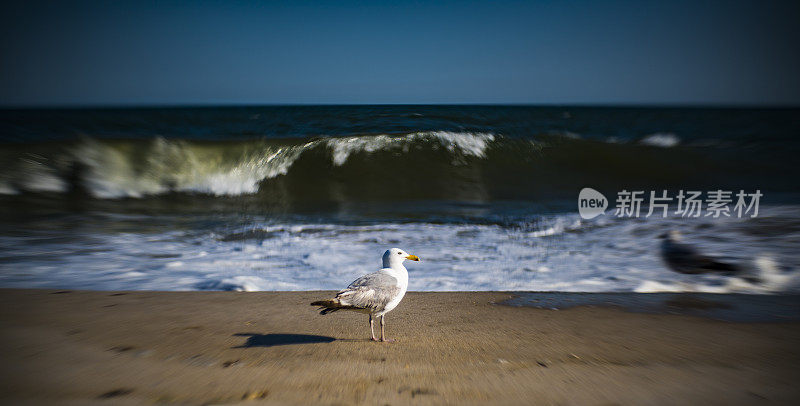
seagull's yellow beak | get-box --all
[405,254,420,261]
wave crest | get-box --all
[326,131,495,166]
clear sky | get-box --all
[1,0,798,106]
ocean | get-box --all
[0,105,798,293]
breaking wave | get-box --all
[0,129,785,202]
[0,131,495,198]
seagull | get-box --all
[659,230,761,283]
[311,248,419,342]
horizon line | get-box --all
[2,101,799,110]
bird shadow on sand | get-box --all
[232,333,336,348]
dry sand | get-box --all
[0,289,799,405]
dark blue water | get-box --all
[2,105,799,143]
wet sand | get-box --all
[0,289,799,405]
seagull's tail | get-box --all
[311,299,343,315]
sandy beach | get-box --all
[0,289,798,405]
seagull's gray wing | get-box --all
[335,271,400,312]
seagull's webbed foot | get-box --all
[380,338,396,343]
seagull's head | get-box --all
[383,248,420,268]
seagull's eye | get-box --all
[397,252,402,255]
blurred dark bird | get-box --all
[659,230,761,284]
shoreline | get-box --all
[503,291,800,322]
[1,289,799,404]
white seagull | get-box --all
[311,248,419,342]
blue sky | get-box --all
[1,0,798,106]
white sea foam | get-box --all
[1,206,796,293]
[14,156,68,193]
[425,131,495,156]
[73,138,317,198]
[327,135,397,166]
[0,182,18,195]
[326,131,495,166]
[639,132,680,147]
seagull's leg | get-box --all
[380,315,395,342]
[369,314,378,341]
